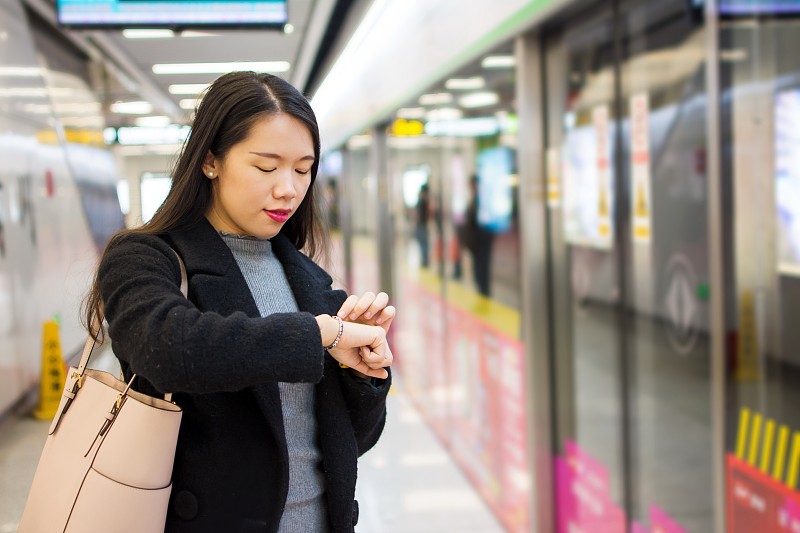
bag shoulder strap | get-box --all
[75,247,188,398]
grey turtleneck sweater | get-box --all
[220,232,329,533]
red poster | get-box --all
[728,454,800,533]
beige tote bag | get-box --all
[18,252,187,533]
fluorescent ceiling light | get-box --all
[396,107,426,119]
[0,66,43,77]
[426,107,462,121]
[135,115,172,127]
[419,93,452,106]
[53,102,102,114]
[153,61,290,75]
[426,117,499,137]
[0,88,48,97]
[180,31,217,38]
[116,125,191,145]
[20,103,51,114]
[445,77,485,90]
[482,55,516,68]
[721,49,748,62]
[123,29,175,39]
[347,135,373,150]
[110,101,153,114]
[179,98,200,110]
[169,83,210,95]
[459,91,499,108]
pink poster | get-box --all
[400,284,531,533]
[555,440,625,533]
[650,505,689,533]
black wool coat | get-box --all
[98,219,390,533]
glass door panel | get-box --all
[721,14,800,533]
[619,1,713,531]
[544,6,628,531]
[544,1,714,531]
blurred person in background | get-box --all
[464,174,493,297]
[415,182,431,268]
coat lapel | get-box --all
[270,233,347,316]
[166,222,348,465]
[167,221,288,460]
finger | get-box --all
[337,294,359,319]
[362,351,385,369]
[375,305,396,328]
[364,292,389,320]
[349,292,376,321]
[351,358,388,379]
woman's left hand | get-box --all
[338,291,395,333]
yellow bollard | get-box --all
[33,320,66,420]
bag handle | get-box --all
[75,248,188,402]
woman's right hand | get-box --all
[316,315,392,379]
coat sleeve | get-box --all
[337,370,391,456]
[99,234,325,394]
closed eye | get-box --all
[295,169,310,175]
[256,167,276,173]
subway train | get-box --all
[3,0,800,532]
[0,0,124,414]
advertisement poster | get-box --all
[476,146,515,233]
[398,279,449,440]
[649,505,689,533]
[630,93,652,243]
[594,105,614,246]
[446,302,530,533]
[547,147,561,208]
[560,105,614,250]
[774,89,800,276]
[555,439,626,533]
[728,453,800,533]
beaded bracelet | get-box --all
[324,314,344,350]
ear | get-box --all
[201,151,219,179]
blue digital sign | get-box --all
[57,0,288,27]
[720,0,800,14]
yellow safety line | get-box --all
[787,433,800,489]
[748,414,763,466]
[736,408,750,459]
[773,425,790,482]
[760,420,776,473]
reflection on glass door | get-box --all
[619,1,712,532]
[544,1,713,531]
[544,6,628,532]
[722,9,800,533]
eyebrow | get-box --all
[249,151,315,162]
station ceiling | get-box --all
[28,0,357,128]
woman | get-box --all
[84,71,394,533]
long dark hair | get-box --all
[85,71,326,339]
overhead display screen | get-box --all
[57,0,288,28]
[720,0,800,14]
[775,89,800,275]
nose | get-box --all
[272,169,298,200]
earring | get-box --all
[208,172,214,177]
